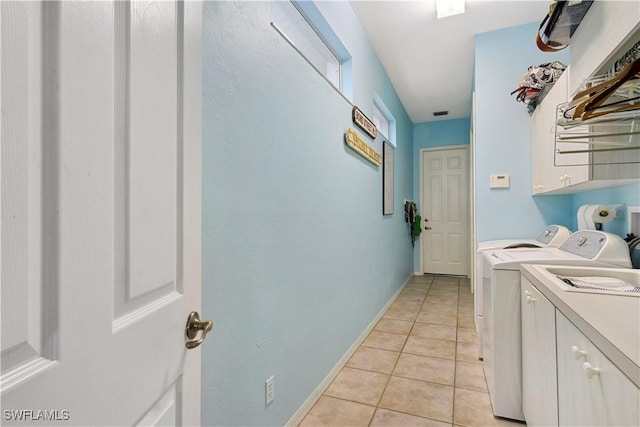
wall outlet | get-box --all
[265,375,275,406]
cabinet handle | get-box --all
[524,290,532,297]
[571,345,587,360]
[583,362,600,379]
[526,295,535,304]
[559,174,572,186]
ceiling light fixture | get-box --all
[435,0,465,19]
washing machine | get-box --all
[475,225,571,359]
[482,230,632,421]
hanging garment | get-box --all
[412,215,422,235]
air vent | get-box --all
[433,111,448,116]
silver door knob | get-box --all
[185,311,213,349]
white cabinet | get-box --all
[568,1,640,96]
[520,277,558,427]
[520,276,640,427]
[556,312,640,427]
[531,68,589,195]
[530,1,640,195]
[530,71,555,194]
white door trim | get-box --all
[470,92,477,294]
[419,145,470,276]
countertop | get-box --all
[519,263,640,388]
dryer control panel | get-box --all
[559,231,631,267]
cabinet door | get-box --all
[531,101,543,193]
[537,70,589,193]
[539,69,566,193]
[538,77,560,193]
[520,277,558,427]
[531,70,567,193]
[557,313,639,426]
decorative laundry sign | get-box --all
[352,106,377,139]
[345,128,382,166]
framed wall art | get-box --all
[383,141,394,215]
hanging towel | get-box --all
[412,215,422,238]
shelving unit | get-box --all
[530,3,640,195]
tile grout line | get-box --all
[367,285,424,427]
[304,276,488,427]
[452,279,460,426]
[376,280,451,426]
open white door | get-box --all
[1,1,203,425]
[420,147,469,276]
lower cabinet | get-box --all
[520,277,557,427]
[556,312,639,427]
[521,277,640,426]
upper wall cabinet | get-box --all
[568,1,640,96]
[532,67,589,194]
[531,3,640,195]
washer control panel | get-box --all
[560,231,607,259]
[559,230,631,267]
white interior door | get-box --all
[1,1,203,425]
[421,147,469,276]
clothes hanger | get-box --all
[571,77,640,109]
[564,93,640,120]
[570,59,640,120]
[572,74,640,120]
[571,61,640,103]
[572,73,623,102]
[581,98,640,120]
[581,58,640,120]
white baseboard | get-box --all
[413,271,422,276]
[285,273,413,427]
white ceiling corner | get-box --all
[350,0,550,123]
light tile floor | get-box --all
[299,275,526,427]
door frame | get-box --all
[419,145,470,276]
[470,92,476,295]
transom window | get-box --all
[373,94,396,146]
[271,1,351,98]
[373,105,389,140]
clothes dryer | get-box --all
[475,225,571,359]
[482,230,631,421]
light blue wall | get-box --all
[474,22,640,243]
[474,23,574,242]
[202,2,414,426]
[412,118,470,270]
[571,184,640,237]
[413,118,470,199]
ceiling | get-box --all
[350,1,551,123]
